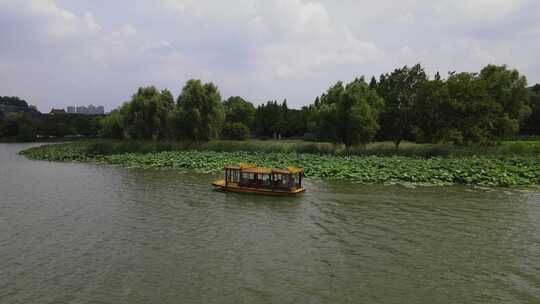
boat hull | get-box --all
[212,180,305,196]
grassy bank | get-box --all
[18,139,540,157]
[20,141,540,187]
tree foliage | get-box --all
[254,101,281,138]
[0,110,102,141]
[253,100,309,139]
[3,68,536,146]
[0,96,37,113]
[175,79,224,141]
[0,113,36,141]
[479,64,531,137]
[412,76,448,143]
[223,96,255,130]
[413,66,531,144]
[521,84,540,135]
[100,110,124,139]
[221,122,250,140]
[311,78,384,147]
[122,86,172,140]
[377,64,428,148]
[443,72,501,144]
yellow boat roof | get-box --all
[271,168,290,174]
[239,162,256,169]
[287,166,304,174]
[242,167,273,174]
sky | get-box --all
[1,0,539,112]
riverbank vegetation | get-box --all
[0,97,102,142]
[20,139,540,158]
[21,141,540,187]
[9,63,540,187]
[97,64,537,148]
[3,64,540,147]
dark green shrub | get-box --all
[85,141,115,156]
[221,123,250,140]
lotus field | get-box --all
[21,143,540,187]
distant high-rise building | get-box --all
[66,104,105,115]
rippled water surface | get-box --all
[1,143,539,303]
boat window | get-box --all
[230,170,239,182]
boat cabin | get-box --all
[212,163,305,196]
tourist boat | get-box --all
[212,163,306,196]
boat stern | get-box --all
[212,179,226,188]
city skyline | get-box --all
[66,105,105,115]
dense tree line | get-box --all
[1,96,102,141]
[2,64,539,146]
[101,80,310,141]
[521,84,540,136]
[101,80,225,141]
[307,78,384,146]
[0,96,39,113]
[0,112,101,141]
[409,65,530,146]
[110,64,531,148]
[304,64,533,147]
[254,100,308,139]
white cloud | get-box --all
[14,0,100,38]
[0,0,149,110]
[141,40,173,55]
[243,0,383,79]
[396,12,415,25]
[445,0,532,19]
[160,0,191,12]
[0,0,539,111]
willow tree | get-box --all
[100,109,125,139]
[315,78,384,147]
[175,79,224,141]
[122,86,173,140]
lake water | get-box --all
[1,143,539,304]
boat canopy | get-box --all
[240,162,256,169]
[242,167,273,174]
[287,166,304,174]
[221,163,305,192]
